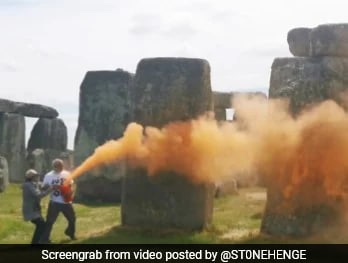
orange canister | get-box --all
[59,184,74,203]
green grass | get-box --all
[1,184,347,244]
[0,184,119,244]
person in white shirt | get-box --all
[39,159,76,243]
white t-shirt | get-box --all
[43,170,71,204]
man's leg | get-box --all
[30,217,45,244]
[61,203,76,240]
[39,201,60,243]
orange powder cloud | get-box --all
[68,95,348,205]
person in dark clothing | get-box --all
[39,159,76,244]
[22,169,52,244]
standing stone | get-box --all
[26,149,46,176]
[27,118,68,177]
[0,98,58,118]
[260,174,344,237]
[214,108,227,121]
[122,170,214,229]
[27,149,74,178]
[131,58,212,126]
[287,28,311,57]
[122,57,214,230]
[28,118,67,152]
[213,91,231,121]
[74,69,133,202]
[0,156,9,192]
[60,150,74,171]
[310,24,348,57]
[0,113,25,182]
[269,56,348,114]
[264,23,348,236]
[213,91,232,109]
[287,24,348,58]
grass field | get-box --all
[0,184,346,244]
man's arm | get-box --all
[26,183,52,199]
[41,173,50,190]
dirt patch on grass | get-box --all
[245,192,266,201]
[220,228,259,241]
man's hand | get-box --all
[41,184,50,190]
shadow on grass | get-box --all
[77,225,220,244]
[235,230,348,244]
[76,226,300,244]
[234,234,296,244]
[75,225,284,244]
[64,221,348,244]
[74,200,120,208]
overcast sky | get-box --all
[1,0,348,149]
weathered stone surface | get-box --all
[60,150,74,171]
[0,98,58,118]
[28,118,67,152]
[213,91,232,109]
[310,24,348,57]
[287,24,348,58]
[214,108,227,121]
[74,69,133,163]
[122,57,214,230]
[0,113,25,182]
[27,149,74,177]
[74,69,133,202]
[27,149,46,176]
[131,57,212,126]
[265,26,348,236]
[76,163,125,202]
[213,92,231,121]
[269,56,348,114]
[261,182,344,237]
[287,27,311,57]
[0,99,14,112]
[122,169,215,230]
[0,156,9,192]
[232,91,267,100]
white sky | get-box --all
[1,0,348,149]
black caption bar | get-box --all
[0,244,347,262]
